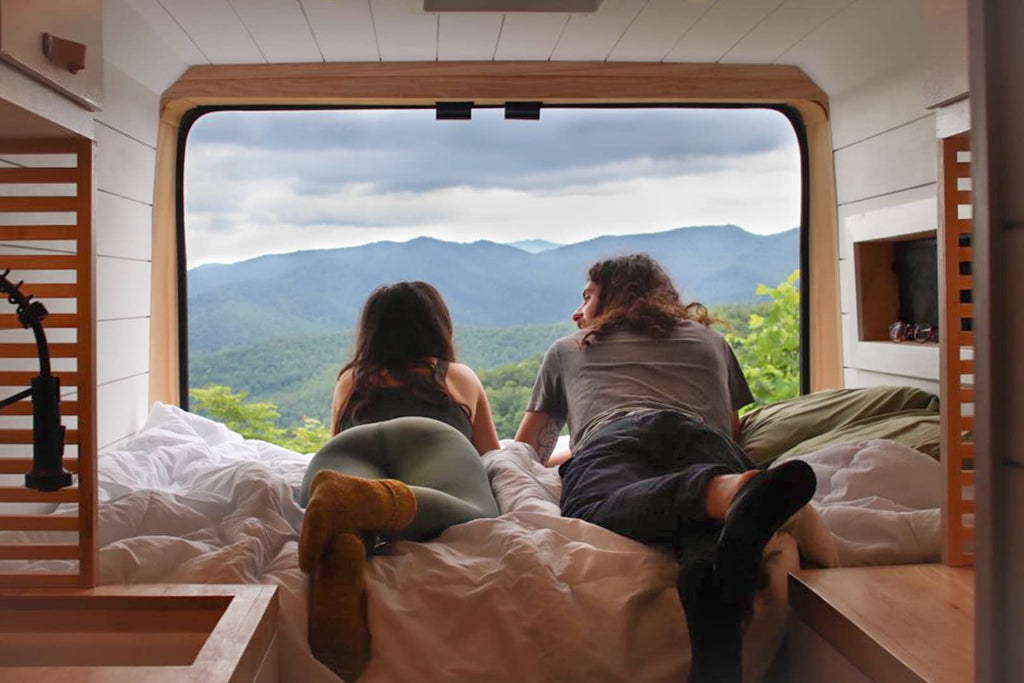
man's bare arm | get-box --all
[515,410,565,466]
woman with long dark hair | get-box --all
[298,281,500,681]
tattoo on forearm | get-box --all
[536,417,563,465]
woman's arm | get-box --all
[329,370,355,436]
[448,363,500,455]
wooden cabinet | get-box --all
[0,0,103,110]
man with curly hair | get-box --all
[515,253,815,683]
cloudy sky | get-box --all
[183,106,801,267]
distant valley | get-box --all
[187,224,797,429]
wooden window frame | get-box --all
[152,61,842,404]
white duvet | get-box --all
[0,403,943,682]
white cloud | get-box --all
[184,109,802,267]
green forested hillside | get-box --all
[189,304,766,437]
[189,321,577,427]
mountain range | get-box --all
[187,224,798,354]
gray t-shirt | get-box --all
[526,321,755,447]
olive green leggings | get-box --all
[300,416,499,541]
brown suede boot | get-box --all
[299,472,417,681]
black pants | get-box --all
[560,410,758,682]
[559,409,754,562]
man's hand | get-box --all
[515,411,565,467]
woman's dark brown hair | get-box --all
[336,281,468,433]
[581,253,715,345]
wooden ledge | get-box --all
[0,584,278,682]
[789,565,974,683]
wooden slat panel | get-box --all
[961,387,975,402]
[0,573,80,588]
[0,225,78,240]
[962,527,975,542]
[0,255,78,270]
[0,371,79,386]
[0,197,77,212]
[958,303,974,318]
[0,429,79,444]
[959,331,974,346]
[0,400,79,417]
[0,139,87,154]
[0,516,79,532]
[0,545,79,561]
[0,459,79,475]
[0,313,80,329]
[961,499,976,514]
[0,342,79,358]
[960,415,975,432]
[0,167,79,183]
[0,487,79,504]
[16,283,80,299]
[958,358,976,374]
[961,471,975,486]
[957,246,973,262]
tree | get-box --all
[725,270,801,410]
[189,384,330,451]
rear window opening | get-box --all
[179,105,804,445]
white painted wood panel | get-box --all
[437,13,502,61]
[114,0,210,65]
[664,0,784,64]
[0,62,95,140]
[97,317,150,385]
[837,184,937,260]
[721,0,853,64]
[493,14,568,61]
[95,124,156,206]
[95,62,160,149]
[841,313,939,381]
[833,116,937,206]
[842,368,939,397]
[299,0,380,61]
[95,191,153,261]
[96,257,151,321]
[838,256,854,315]
[97,372,150,449]
[607,0,709,62]
[780,0,923,96]
[549,0,646,62]
[159,0,266,64]
[829,66,930,150]
[103,0,190,92]
[371,0,437,61]
[231,0,323,63]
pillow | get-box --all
[739,386,939,466]
[772,410,942,464]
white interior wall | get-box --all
[91,0,185,450]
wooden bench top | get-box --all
[789,565,974,683]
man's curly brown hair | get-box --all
[581,253,715,346]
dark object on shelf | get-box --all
[0,270,71,492]
[42,33,87,74]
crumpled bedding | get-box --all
[0,403,942,682]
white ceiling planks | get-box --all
[607,0,713,62]
[371,0,438,61]
[664,0,785,63]
[548,0,646,61]
[780,0,924,95]
[492,14,569,60]
[437,13,503,60]
[158,0,266,63]
[300,0,380,62]
[124,0,209,65]
[229,0,323,63]
[721,0,856,64]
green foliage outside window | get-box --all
[189,385,330,452]
[724,270,801,411]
